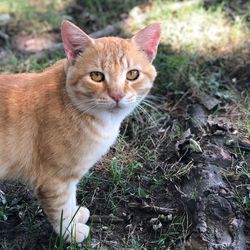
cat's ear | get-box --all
[61,20,94,63]
[132,23,161,62]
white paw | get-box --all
[77,207,90,224]
[54,207,90,243]
[70,223,90,243]
[61,222,90,243]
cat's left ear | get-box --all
[61,20,94,64]
[132,23,161,62]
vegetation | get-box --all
[0,0,249,249]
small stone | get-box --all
[153,222,162,231]
[125,224,132,229]
[159,214,167,221]
[167,214,173,221]
[198,221,207,233]
[149,218,158,224]
[232,78,237,83]
[101,226,108,231]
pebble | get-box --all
[153,222,162,231]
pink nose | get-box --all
[109,92,125,102]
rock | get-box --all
[198,92,221,110]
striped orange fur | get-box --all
[0,21,161,242]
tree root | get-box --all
[183,104,247,250]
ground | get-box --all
[0,0,249,249]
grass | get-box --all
[0,0,250,249]
[223,157,250,212]
[241,92,250,137]
[77,0,148,30]
[0,50,64,73]
[142,0,248,55]
[0,0,70,33]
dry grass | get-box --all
[0,0,249,249]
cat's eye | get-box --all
[90,71,105,82]
[126,70,139,81]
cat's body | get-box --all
[0,60,119,183]
[0,21,161,242]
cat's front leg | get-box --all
[36,179,90,242]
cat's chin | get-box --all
[109,106,123,114]
[108,103,136,114]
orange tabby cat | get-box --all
[0,21,161,242]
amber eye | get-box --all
[90,71,105,82]
[126,70,139,81]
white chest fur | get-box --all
[77,113,122,175]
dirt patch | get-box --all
[0,1,249,249]
[13,32,60,53]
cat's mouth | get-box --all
[110,106,121,112]
[109,103,123,112]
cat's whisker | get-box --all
[124,98,137,105]
[146,94,161,101]
[143,97,158,105]
[70,99,98,114]
[136,104,157,125]
[141,100,160,112]
[97,102,109,105]
[135,96,147,105]
[81,104,98,114]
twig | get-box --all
[128,201,176,215]
[90,22,122,38]
[169,90,191,112]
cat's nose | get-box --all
[109,92,125,103]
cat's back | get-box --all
[0,72,41,178]
[0,72,40,122]
[0,60,66,115]
[0,61,67,178]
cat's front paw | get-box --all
[64,207,90,242]
[63,222,90,243]
[77,206,90,224]
[71,223,90,243]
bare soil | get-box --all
[0,1,249,249]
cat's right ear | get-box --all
[132,23,161,62]
[61,20,94,64]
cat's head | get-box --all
[61,21,161,119]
